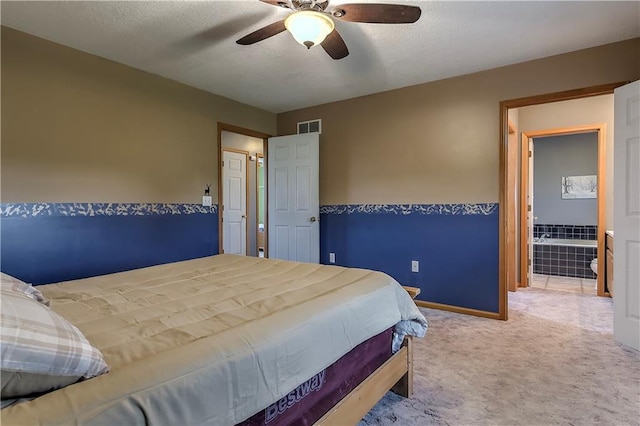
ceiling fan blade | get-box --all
[321,29,349,60]
[333,3,421,24]
[236,20,287,45]
[259,0,290,8]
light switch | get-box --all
[202,196,212,207]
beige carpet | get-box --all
[360,287,640,426]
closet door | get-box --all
[268,133,319,263]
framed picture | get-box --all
[561,175,597,199]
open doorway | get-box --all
[519,126,605,297]
[217,123,270,257]
[498,82,624,320]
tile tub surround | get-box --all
[534,224,597,240]
[0,203,219,285]
[320,204,500,313]
[533,242,596,279]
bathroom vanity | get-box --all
[606,231,614,296]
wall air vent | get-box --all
[297,119,322,135]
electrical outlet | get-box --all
[411,260,419,273]
[202,196,212,207]
[329,253,336,264]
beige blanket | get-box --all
[1,254,427,425]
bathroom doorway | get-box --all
[521,127,604,297]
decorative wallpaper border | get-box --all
[0,203,218,218]
[319,203,498,216]
[2,202,495,218]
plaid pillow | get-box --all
[0,272,49,306]
[1,287,109,398]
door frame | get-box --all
[222,147,249,255]
[519,125,607,296]
[217,123,271,255]
[506,120,518,292]
[498,82,627,320]
[256,153,267,257]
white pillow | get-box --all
[1,286,109,398]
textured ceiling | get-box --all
[2,1,639,113]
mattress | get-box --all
[238,328,393,426]
[1,254,427,425]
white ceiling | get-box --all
[2,1,639,113]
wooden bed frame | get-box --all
[316,286,419,424]
[316,336,414,425]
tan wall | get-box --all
[1,27,276,204]
[277,38,640,206]
[518,95,615,229]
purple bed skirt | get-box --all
[237,328,394,426]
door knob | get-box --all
[309,216,317,222]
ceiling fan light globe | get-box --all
[284,11,334,49]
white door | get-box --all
[223,150,247,255]
[528,138,535,284]
[614,80,640,350]
[268,133,319,263]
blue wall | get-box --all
[0,203,218,285]
[1,202,499,313]
[320,204,499,313]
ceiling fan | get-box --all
[236,0,422,60]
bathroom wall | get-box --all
[533,133,598,226]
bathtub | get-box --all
[533,238,597,248]
[533,238,597,279]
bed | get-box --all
[1,254,427,425]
